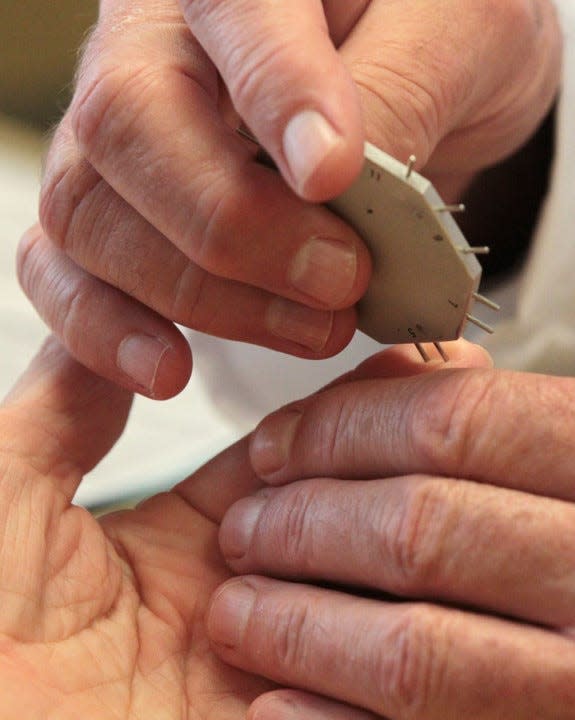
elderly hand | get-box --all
[18,0,561,398]
[203,342,575,720]
[0,337,276,718]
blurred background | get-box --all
[1,0,98,414]
[2,0,97,130]
[0,1,254,510]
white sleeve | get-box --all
[481,0,575,374]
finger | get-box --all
[61,5,369,309]
[0,336,132,495]
[42,116,369,317]
[20,226,357,396]
[322,0,371,47]
[208,577,575,720]
[171,340,492,523]
[324,338,493,390]
[171,341,491,519]
[17,225,192,399]
[337,0,561,192]
[182,0,364,200]
[38,124,357,355]
[250,689,380,720]
[249,366,575,501]
[172,436,264,525]
[220,476,575,627]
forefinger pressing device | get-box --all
[240,128,499,361]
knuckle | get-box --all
[271,600,314,671]
[187,173,240,272]
[70,59,158,162]
[17,225,94,351]
[170,262,203,325]
[228,39,292,120]
[169,262,219,331]
[309,392,359,470]
[16,227,44,298]
[38,171,67,249]
[409,371,495,477]
[39,154,103,255]
[58,277,94,350]
[388,480,451,590]
[273,485,316,567]
[349,59,447,164]
[185,0,293,118]
[376,606,449,716]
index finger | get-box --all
[249,360,575,501]
[62,0,369,310]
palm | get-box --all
[0,340,270,719]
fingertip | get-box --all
[444,338,494,369]
[249,409,302,483]
[187,0,365,203]
[282,108,364,202]
[116,331,193,400]
[149,334,193,400]
[350,339,494,381]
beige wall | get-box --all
[1,1,97,128]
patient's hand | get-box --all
[19,0,561,398]
[0,337,271,718]
[204,342,575,719]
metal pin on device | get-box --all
[460,246,491,255]
[473,292,501,311]
[414,342,450,363]
[434,342,450,362]
[414,343,431,363]
[466,313,495,334]
[405,155,417,180]
[435,203,466,213]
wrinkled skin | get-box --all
[4,335,575,718]
[18,0,562,397]
[0,337,272,719]
[206,341,575,719]
[0,337,491,720]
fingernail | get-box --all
[290,237,357,306]
[116,333,170,394]
[283,110,342,195]
[266,298,333,352]
[207,580,256,648]
[250,410,302,478]
[252,696,300,720]
[220,495,268,560]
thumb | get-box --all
[336,1,561,186]
[181,0,364,202]
[1,336,133,489]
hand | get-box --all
[0,336,273,718]
[19,0,561,398]
[203,342,575,719]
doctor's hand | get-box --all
[0,337,275,719]
[205,343,575,720]
[19,0,561,398]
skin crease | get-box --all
[17,0,562,398]
[4,337,575,718]
[0,337,275,718]
[0,337,493,720]
[206,348,575,720]
[7,0,569,717]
